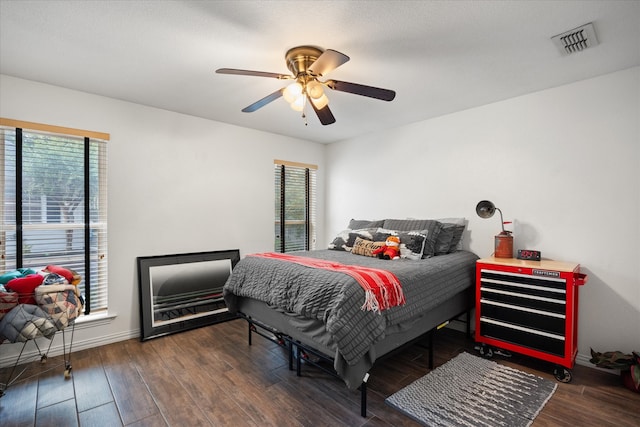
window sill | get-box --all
[74,311,117,330]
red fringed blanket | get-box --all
[249,252,405,312]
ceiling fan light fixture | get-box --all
[311,93,329,109]
[283,81,303,103]
[290,95,305,112]
[307,80,324,99]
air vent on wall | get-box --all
[551,22,599,56]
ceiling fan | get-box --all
[216,45,396,125]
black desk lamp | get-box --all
[476,200,513,258]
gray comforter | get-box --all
[223,250,478,366]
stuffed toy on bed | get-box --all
[372,235,401,260]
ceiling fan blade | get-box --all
[308,95,336,125]
[242,89,284,112]
[308,49,350,77]
[216,68,291,80]
[325,79,396,101]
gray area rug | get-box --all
[385,351,557,427]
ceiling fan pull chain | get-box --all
[302,96,308,126]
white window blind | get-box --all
[274,160,317,253]
[0,119,109,314]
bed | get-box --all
[223,218,478,416]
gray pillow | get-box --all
[434,223,457,255]
[448,224,466,253]
[436,217,467,252]
[382,218,440,232]
[348,219,385,229]
[380,219,443,257]
[328,228,377,251]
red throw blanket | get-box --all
[249,252,405,313]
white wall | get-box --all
[1,67,638,368]
[0,74,325,364]
[326,67,640,362]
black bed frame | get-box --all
[239,310,472,417]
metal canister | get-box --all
[494,232,513,258]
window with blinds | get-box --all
[274,160,317,253]
[0,119,108,314]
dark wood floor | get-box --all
[1,318,639,426]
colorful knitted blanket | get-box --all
[249,252,405,312]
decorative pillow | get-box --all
[398,231,427,260]
[351,237,385,257]
[373,228,429,259]
[373,227,396,241]
[0,270,23,285]
[5,274,45,304]
[349,228,377,244]
[45,265,74,283]
[348,219,385,230]
[0,268,37,285]
[329,229,351,251]
[329,228,377,251]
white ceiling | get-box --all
[1,1,639,144]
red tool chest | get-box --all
[475,257,588,382]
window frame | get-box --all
[274,159,317,253]
[0,118,109,314]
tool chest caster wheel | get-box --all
[478,344,494,358]
[553,366,572,383]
